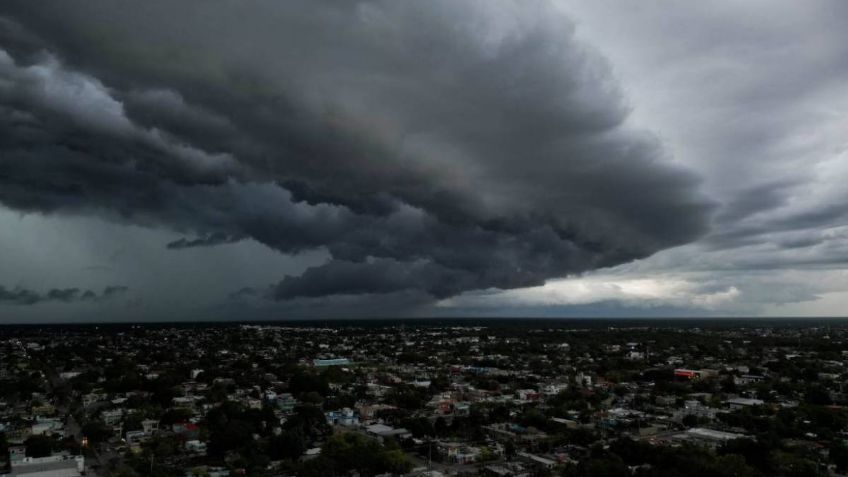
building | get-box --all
[725,398,764,410]
[733,375,766,386]
[30,418,63,438]
[484,463,530,477]
[6,447,84,477]
[312,358,351,367]
[185,440,208,455]
[325,408,359,427]
[141,418,159,434]
[436,442,481,465]
[674,369,718,380]
[517,452,557,471]
[274,393,298,412]
[674,428,748,448]
[365,424,411,441]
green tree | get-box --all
[267,430,307,460]
[24,435,54,457]
[830,441,848,473]
[81,420,113,445]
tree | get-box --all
[283,405,330,442]
[300,433,412,477]
[159,408,194,426]
[267,430,307,460]
[579,455,628,477]
[24,435,54,457]
[401,417,434,438]
[805,386,832,406]
[81,420,113,445]
[682,414,700,428]
[386,385,428,410]
[289,370,329,397]
[831,441,848,472]
[434,416,448,437]
[208,419,253,458]
[0,432,8,457]
[505,440,516,461]
[719,438,772,474]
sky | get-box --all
[0,1,847,322]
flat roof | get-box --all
[686,428,747,441]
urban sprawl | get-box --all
[2,321,848,477]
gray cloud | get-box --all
[167,232,244,250]
[0,1,712,305]
[561,1,848,255]
[0,285,128,306]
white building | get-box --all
[7,447,84,477]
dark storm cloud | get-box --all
[0,1,711,302]
[270,259,476,300]
[102,286,130,299]
[229,287,260,301]
[0,285,128,305]
[167,232,244,250]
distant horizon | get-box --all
[3,316,848,327]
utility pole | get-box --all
[427,439,432,472]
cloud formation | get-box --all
[0,1,711,304]
[559,1,848,267]
[0,285,128,306]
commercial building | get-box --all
[5,447,84,477]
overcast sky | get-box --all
[0,1,846,322]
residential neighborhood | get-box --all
[2,320,848,476]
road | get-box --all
[36,354,110,476]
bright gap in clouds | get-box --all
[438,272,741,312]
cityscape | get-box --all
[2,1,848,477]
[3,320,848,476]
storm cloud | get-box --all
[0,1,712,305]
[0,285,128,306]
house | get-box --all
[674,369,718,380]
[141,419,159,434]
[365,424,411,441]
[101,409,125,426]
[436,441,481,465]
[313,358,351,367]
[675,400,716,421]
[325,408,359,427]
[125,430,149,452]
[81,392,107,408]
[30,417,64,437]
[274,393,298,412]
[172,422,201,440]
[542,383,568,396]
[185,440,207,455]
[515,389,540,401]
[30,404,55,416]
[726,398,764,409]
[550,417,579,429]
[484,463,530,477]
[58,371,82,380]
[517,452,557,471]
[734,375,766,386]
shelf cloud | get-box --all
[0,1,711,306]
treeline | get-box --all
[562,437,833,477]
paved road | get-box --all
[36,356,108,476]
